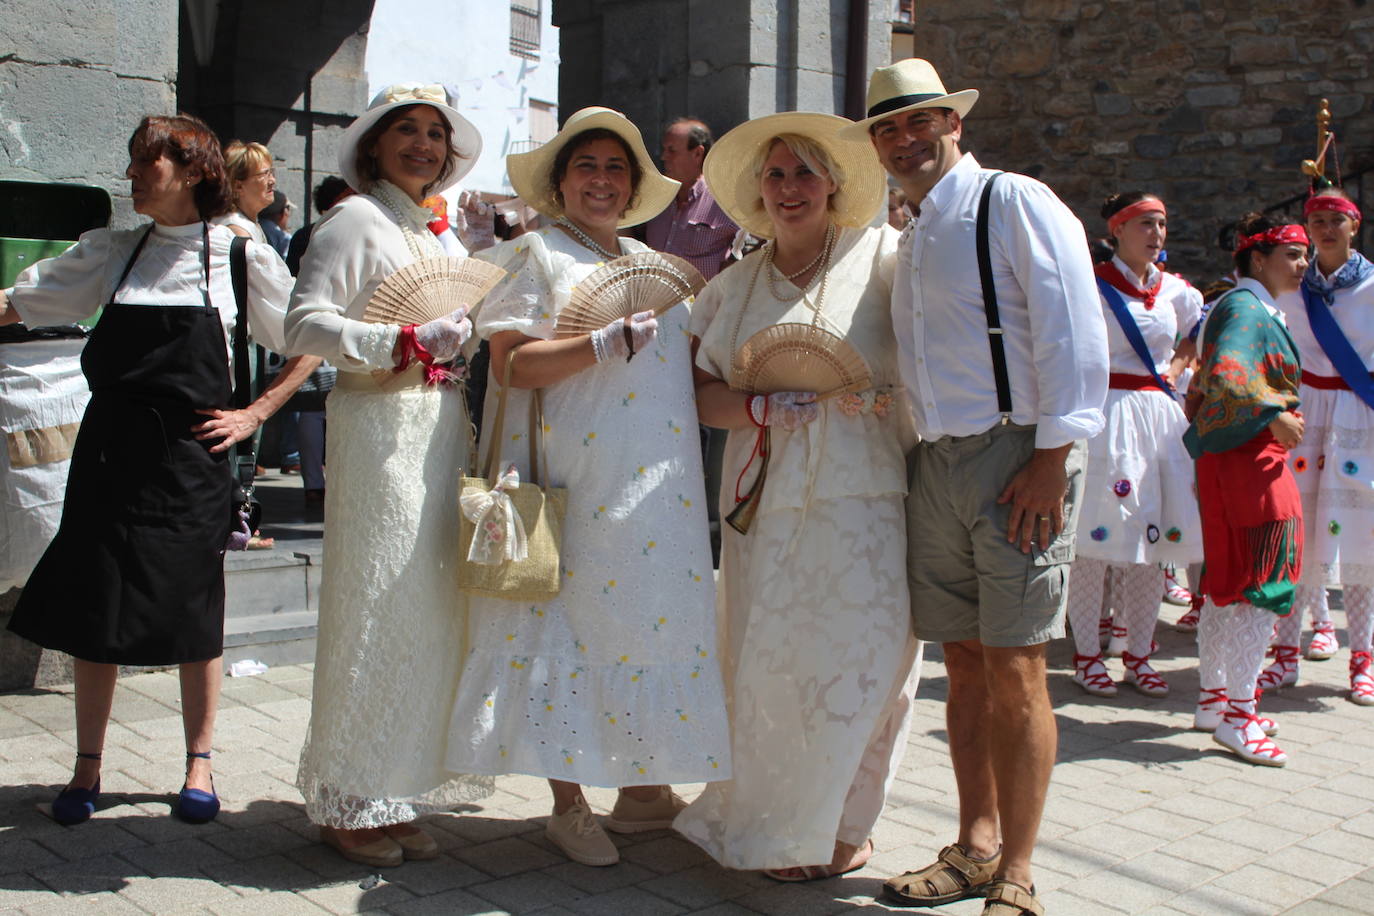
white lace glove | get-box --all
[411,306,472,362]
[590,310,657,363]
[748,391,819,431]
[453,190,497,252]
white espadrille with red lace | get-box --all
[1072,653,1117,697]
[1257,645,1300,690]
[1350,651,1374,707]
[1105,624,1128,658]
[1121,651,1168,697]
[1213,705,1287,766]
[1306,622,1339,660]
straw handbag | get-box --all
[458,348,566,599]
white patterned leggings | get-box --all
[1197,599,1274,709]
[1067,557,1161,657]
[1274,584,1374,653]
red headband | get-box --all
[1304,195,1362,223]
[1107,198,1166,234]
[1235,224,1309,254]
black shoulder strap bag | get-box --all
[225,236,262,549]
[976,172,1014,424]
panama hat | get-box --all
[506,107,679,228]
[839,58,979,141]
[339,83,482,195]
[703,112,887,239]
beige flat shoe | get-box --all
[320,826,404,868]
[546,798,619,866]
[382,823,440,860]
[604,785,686,834]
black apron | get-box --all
[8,223,236,665]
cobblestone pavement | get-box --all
[2,611,1372,915]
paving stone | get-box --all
[32,821,147,862]
[635,863,758,908]
[730,881,857,916]
[1302,875,1374,912]
[117,873,242,911]
[208,889,332,914]
[1109,851,1222,894]
[0,872,60,910]
[564,885,684,914]
[0,837,62,875]
[118,837,235,877]
[29,853,143,895]
[383,886,508,915]
[540,860,657,895]
[615,835,714,875]
[1209,863,1330,911]
[298,876,416,913]
[202,822,315,860]
[379,855,487,895]
[451,836,562,878]
[1297,823,1374,865]
[200,853,322,894]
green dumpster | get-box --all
[0,180,113,332]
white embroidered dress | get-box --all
[675,226,921,869]
[1076,257,1203,565]
[444,226,730,787]
[1278,265,1374,587]
[287,184,493,828]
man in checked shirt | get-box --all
[642,118,739,280]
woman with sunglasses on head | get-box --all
[1188,212,1307,766]
[1265,188,1374,705]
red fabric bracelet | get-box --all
[395,325,436,373]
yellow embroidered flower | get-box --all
[562,748,574,764]
[618,654,629,663]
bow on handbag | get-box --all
[460,464,530,565]
[383,83,448,106]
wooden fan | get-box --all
[732,323,872,400]
[554,252,706,337]
[363,256,508,326]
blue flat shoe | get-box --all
[52,752,102,826]
[176,751,220,823]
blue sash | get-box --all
[1096,277,1176,398]
[1300,283,1374,412]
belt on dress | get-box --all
[334,363,435,393]
[1302,371,1374,391]
[1109,372,1169,392]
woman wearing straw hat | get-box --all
[675,112,920,880]
[287,83,492,867]
[443,107,730,867]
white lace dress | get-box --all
[286,186,493,828]
[674,226,922,869]
[444,227,731,787]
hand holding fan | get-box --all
[363,256,508,326]
[554,251,706,338]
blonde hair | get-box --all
[223,141,272,204]
[746,134,846,230]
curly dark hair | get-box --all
[128,114,230,220]
[549,128,644,214]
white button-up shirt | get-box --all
[893,153,1108,449]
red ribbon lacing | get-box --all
[1095,261,1162,310]
[396,325,463,387]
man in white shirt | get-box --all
[847,59,1108,914]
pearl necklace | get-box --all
[764,222,836,303]
[555,218,622,261]
[370,180,444,262]
[728,226,837,377]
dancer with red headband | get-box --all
[1189,211,1306,766]
[1268,188,1374,705]
[1066,192,1202,699]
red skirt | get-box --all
[1195,431,1302,613]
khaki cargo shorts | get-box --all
[906,424,1086,648]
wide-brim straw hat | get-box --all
[506,107,679,229]
[839,58,979,141]
[704,112,887,239]
[339,83,482,195]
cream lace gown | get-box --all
[444,227,731,787]
[288,187,493,828]
[675,225,922,869]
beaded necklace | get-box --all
[370,180,445,261]
[555,217,622,261]
[728,223,838,380]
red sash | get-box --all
[1109,373,1169,392]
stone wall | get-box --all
[913,0,1374,276]
[0,0,180,231]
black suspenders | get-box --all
[976,172,1013,424]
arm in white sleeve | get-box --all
[244,239,292,353]
[1002,181,1109,449]
[284,200,400,369]
[5,229,115,327]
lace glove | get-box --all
[453,190,497,252]
[408,306,472,363]
[590,310,657,363]
[748,391,819,431]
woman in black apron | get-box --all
[0,114,302,825]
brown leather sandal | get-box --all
[881,843,1001,907]
[983,879,1043,915]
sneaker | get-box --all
[604,785,686,833]
[1306,622,1339,660]
[546,799,619,866]
[1213,712,1287,767]
[1163,569,1192,606]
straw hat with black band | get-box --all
[339,83,482,195]
[506,107,679,229]
[839,58,979,141]
[703,112,887,240]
